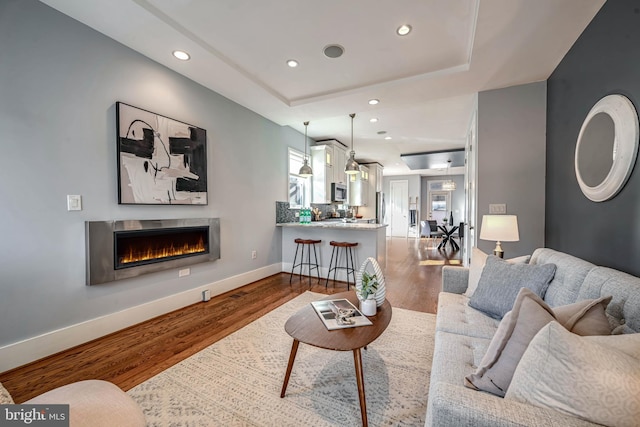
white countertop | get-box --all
[277,221,387,230]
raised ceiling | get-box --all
[40,0,605,176]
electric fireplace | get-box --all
[85,218,220,285]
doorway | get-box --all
[389,180,409,237]
[464,110,478,264]
[428,191,450,224]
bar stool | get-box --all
[290,238,322,287]
[325,241,358,290]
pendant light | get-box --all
[345,113,360,174]
[442,159,457,191]
[298,121,313,177]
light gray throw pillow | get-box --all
[465,288,556,396]
[506,322,640,427]
[469,256,556,319]
[465,288,613,397]
[464,247,531,297]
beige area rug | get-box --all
[128,291,436,426]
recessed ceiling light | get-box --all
[323,44,345,58]
[397,24,412,36]
[370,118,378,123]
[172,50,190,61]
[385,136,392,140]
[368,99,380,105]
[286,59,299,68]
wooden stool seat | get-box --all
[295,238,322,245]
[290,238,322,287]
[329,241,358,248]
[326,241,358,290]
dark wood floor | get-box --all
[0,237,461,403]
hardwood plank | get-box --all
[0,236,461,403]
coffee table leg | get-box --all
[280,339,300,398]
[353,348,368,427]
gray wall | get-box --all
[546,0,640,276]
[477,81,547,258]
[0,1,300,346]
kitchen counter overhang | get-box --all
[276,221,387,230]
[278,221,387,281]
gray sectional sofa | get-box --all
[426,248,640,427]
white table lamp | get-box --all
[479,215,519,258]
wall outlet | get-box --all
[202,289,210,302]
[251,250,257,259]
[179,268,190,277]
[489,204,507,214]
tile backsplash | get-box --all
[275,202,341,223]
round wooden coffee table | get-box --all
[280,291,392,427]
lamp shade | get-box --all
[479,215,519,242]
[345,113,359,174]
[298,121,312,177]
[345,151,360,174]
[298,158,313,177]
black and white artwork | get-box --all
[116,102,207,205]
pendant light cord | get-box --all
[350,113,355,152]
[304,121,309,159]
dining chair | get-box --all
[427,220,444,247]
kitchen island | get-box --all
[278,221,388,283]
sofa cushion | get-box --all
[0,382,13,404]
[506,322,640,427]
[579,266,640,333]
[465,289,613,397]
[26,380,145,427]
[465,247,530,298]
[530,248,596,307]
[435,292,501,339]
[469,256,556,319]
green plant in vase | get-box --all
[358,271,379,301]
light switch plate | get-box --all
[489,204,506,214]
[67,195,82,211]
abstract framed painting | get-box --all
[116,102,208,205]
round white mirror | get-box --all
[575,94,639,202]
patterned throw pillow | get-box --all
[506,322,640,427]
[464,247,530,298]
[469,256,556,319]
[0,382,14,404]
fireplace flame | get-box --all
[119,236,206,265]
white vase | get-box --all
[360,297,377,316]
[355,257,386,307]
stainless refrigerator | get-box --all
[375,192,385,224]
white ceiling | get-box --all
[40,0,604,176]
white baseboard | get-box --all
[0,263,282,373]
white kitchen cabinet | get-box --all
[370,163,384,192]
[310,140,349,203]
[310,145,332,203]
[349,165,369,206]
[333,144,347,184]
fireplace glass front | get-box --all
[114,226,209,270]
